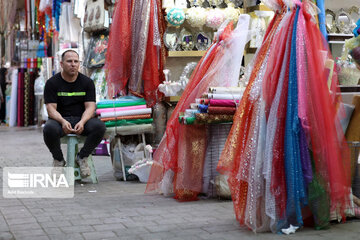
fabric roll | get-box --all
[97,97,146,108]
[97,96,146,105]
[190,103,198,109]
[9,68,18,127]
[207,93,242,100]
[200,99,209,105]
[105,118,153,127]
[184,117,196,125]
[198,104,208,113]
[97,101,146,109]
[17,69,25,127]
[209,86,243,94]
[24,72,30,127]
[345,95,360,141]
[100,114,151,122]
[113,123,153,135]
[100,108,152,118]
[209,99,239,107]
[208,106,236,115]
[95,105,147,115]
[184,109,199,118]
[153,102,167,144]
[195,113,233,124]
[28,71,36,126]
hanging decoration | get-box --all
[166,8,186,26]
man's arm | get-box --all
[73,101,96,134]
[46,103,73,134]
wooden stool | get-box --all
[61,134,98,184]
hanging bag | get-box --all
[84,0,108,33]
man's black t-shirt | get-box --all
[44,72,95,117]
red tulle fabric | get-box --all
[217,13,285,224]
[146,24,234,201]
[141,0,165,107]
[105,0,132,98]
[302,8,351,218]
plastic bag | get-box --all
[83,34,108,69]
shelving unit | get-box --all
[246,3,272,12]
[168,50,206,57]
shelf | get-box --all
[247,4,272,12]
[339,85,360,92]
[164,96,181,102]
[246,47,257,54]
[328,40,346,44]
[168,51,206,57]
[327,33,354,37]
[328,33,353,45]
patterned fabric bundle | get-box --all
[96,96,153,128]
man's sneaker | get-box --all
[52,160,65,177]
[53,159,66,167]
[76,155,91,178]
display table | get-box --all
[104,124,154,181]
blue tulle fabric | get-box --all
[284,7,308,227]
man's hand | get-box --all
[74,121,84,135]
[62,120,74,134]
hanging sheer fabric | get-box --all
[301,1,351,223]
[129,0,150,96]
[105,0,132,98]
[59,2,81,43]
[217,6,285,232]
[146,15,251,201]
[142,0,166,107]
[218,0,351,233]
[262,10,295,232]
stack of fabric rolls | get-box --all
[179,87,243,125]
[96,96,153,132]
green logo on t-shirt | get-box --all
[57,92,86,97]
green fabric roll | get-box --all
[105,118,153,127]
[97,100,146,109]
[184,117,196,125]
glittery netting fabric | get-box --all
[217,0,351,233]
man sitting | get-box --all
[43,49,105,177]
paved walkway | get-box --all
[0,126,359,240]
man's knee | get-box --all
[43,121,62,138]
[88,118,106,136]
